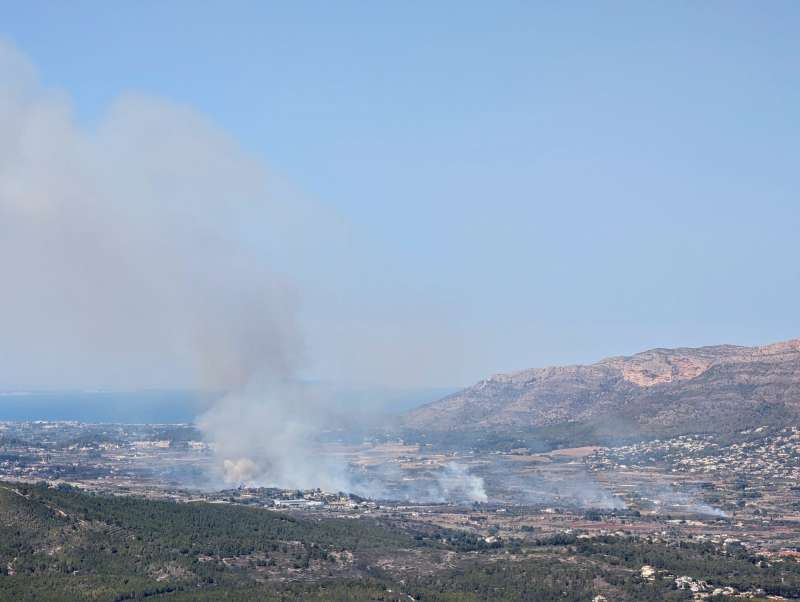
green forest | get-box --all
[1,481,798,601]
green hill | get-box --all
[2,481,800,601]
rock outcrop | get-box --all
[403,339,800,436]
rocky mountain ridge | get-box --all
[404,338,800,438]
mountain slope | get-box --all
[404,339,800,437]
[6,482,799,601]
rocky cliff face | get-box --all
[403,339,800,436]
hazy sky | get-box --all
[2,2,799,390]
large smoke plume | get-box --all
[196,380,354,491]
[0,40,342,490]
[0,40,608,505]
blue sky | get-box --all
[2,2,799,388]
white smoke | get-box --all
[197,380,353,491]
[0,39,305,388]
[648,487,728,517]
[222,458,260,484]
[0,40,481,497]
[0,39,350,490]
[341,459,489,503]
[435,462,488,503]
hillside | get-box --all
[3,481,800,601]
[403,339,800,441]
[0,480,493,601]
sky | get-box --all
[1,2,799,391]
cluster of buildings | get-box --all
[0,421,209,489]
[586,427,800,482]
[640,564,768,600]
[200,486,381,513]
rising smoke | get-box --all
[0,39,346,491]
[435,462,489,503]
[196,380,355,491]
[1,41,299,389]
[0,40,485,499]
[0,40,611,505]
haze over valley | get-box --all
[1,3,799,600]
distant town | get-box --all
[2,421,799,564]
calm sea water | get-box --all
[0,385,453,424]
[0,390,209,423]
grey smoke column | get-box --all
[197,380,352,491]
[0,39,343,489]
